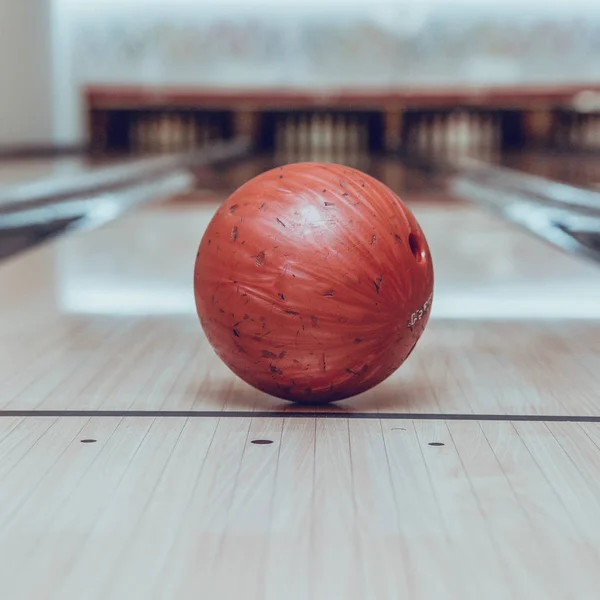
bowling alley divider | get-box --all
[0,143,86,160]
[0,174,193,262]
[0,137,252,261]
[0,137,251,214]
[453,159,600,215]
[450,158,600,264]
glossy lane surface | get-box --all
[1,158,600,415]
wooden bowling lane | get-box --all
[4,155,600,600]
[1,156,600,417]
[1,416,600,599]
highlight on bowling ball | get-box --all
[193,162,434,403]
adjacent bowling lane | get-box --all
[0,155,134,200]
[2,155,600,417]
[0,151,192,212]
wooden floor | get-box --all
[2,155,600,598]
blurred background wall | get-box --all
[63,0,600,88]
[54,0,600,144]
[3,0,600,148]
[0,0,54,148]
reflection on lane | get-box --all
[492,149,600,190]
[451,157,600,264]
[52,166,600,319]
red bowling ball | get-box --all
[193,162,434,403]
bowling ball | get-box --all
[194,162,433,403]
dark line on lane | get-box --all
[2,410,600,422]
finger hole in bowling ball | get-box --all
[408,232,425,263]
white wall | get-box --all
[2,0,600,149]
[0,0,54,148]
[53,0,600,147]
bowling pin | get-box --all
[186,115,197,150]
[172,114,180,152]
[202,116,211,147]
[274,118,283,162]
[163,114,171,152]
[348,117,360,164]
[160,114,170,153]
[417,116,428,156]
[319,115,330,162]
[282,116,292,163]
[310,115,319,161]
[468,113,480,158]
[310,114,317,161]
[172,115,181,152]
[149,116,157,153]
[130,117,139,153]
[478,114,490,160]
[205,117,213,145]
[588,116,595,149]
[431,114,444,157]
[295,115,306,162]
[491,113,501,161]
[335,116,346,163]
[456,112,470,159]
[359,119,368,160]
[133,116,141,153]
[199,116,206,149]
[322,113,334,162]
[142,115,150,153]
[445,113,457,160]
[162,114,173,153]
[317,115,325,161]
[155,114,164,153]
[205,118,212,146]
[569,116,580,149]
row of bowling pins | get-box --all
[274,115,369,164]
[410,112,502,160]
[129,114,222,154]
[559,117,600,150]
